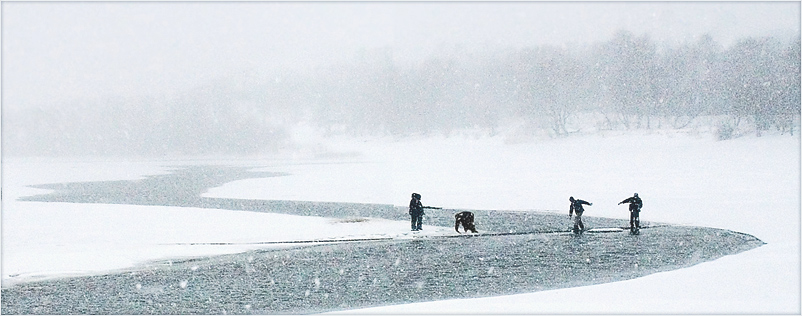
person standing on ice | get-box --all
[619,193,643,231]
[409,193,425,231]
[569,196,592,233]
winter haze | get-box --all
[1,1,800,314]
[2,1,800,156]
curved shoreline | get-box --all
[2,165,765,314]
[0,224,763,314]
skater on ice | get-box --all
[619,193,643,233]
[408,193,440,231]
[454,211,478,233]
[568,196,592,233]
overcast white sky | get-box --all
[2,2,800,110]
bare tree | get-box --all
[723,37,785,136]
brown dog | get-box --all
[454,211,478,233]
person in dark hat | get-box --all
[409,193,425,231]
[569,196,592,233]
[619,193,643,232]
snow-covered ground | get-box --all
[2,129,799,313]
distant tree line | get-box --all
[311,31,800,139]
[5,31,799,157]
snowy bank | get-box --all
[2,130,799,313]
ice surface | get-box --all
[2,130,799,313]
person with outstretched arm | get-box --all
[619,193,643,232]
[569,196,592,233]
[408,193,440,231]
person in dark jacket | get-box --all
[569,196,592,233]
[409,193,425,231]
[454,211,478,233]
[619,193,643,231]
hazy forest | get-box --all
[5,30,800,157]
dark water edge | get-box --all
[1,226,764,315]
[2,165,765,314]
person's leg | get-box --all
[573,215,581,232]
[467,222,478,233]
[455,212,469,233]
[466,213,476,232]
[630,212,635,229]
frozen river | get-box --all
[2,165,764,314]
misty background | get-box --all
[3,2,800,157]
